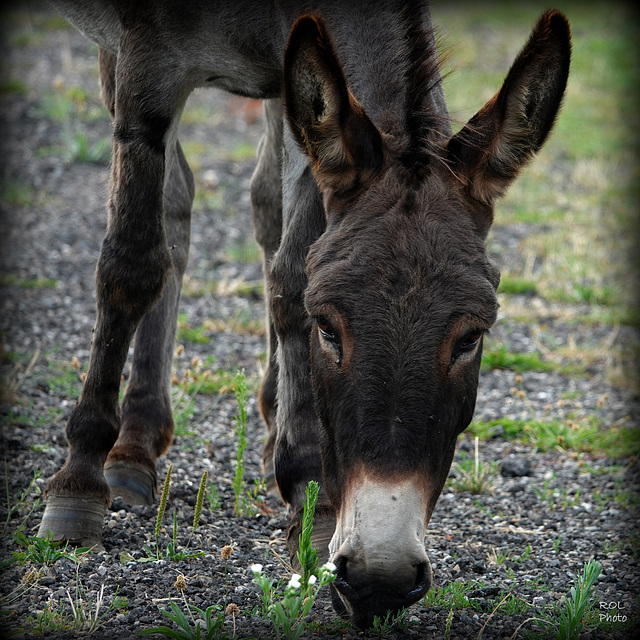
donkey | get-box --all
[38,0,570,628]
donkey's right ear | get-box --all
[447,10,571,205]
[284,15,383,194]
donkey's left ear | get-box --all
[284,15,383,193]
[447,10,571,205]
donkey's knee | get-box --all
[96,233,172,322]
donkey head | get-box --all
[284,11,570,628]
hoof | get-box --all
[287,509,336,569]
[104,461,156,506]
[38,494,106,550]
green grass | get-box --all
[497,277,537,296]
[182,275,264,299]
[176,313,210,344]
[422,581,487,611]
[448,438,498,494]
[466,416,640,459]
[225,239,262,264]
[0,181,35,208]
[481,343,556,373]
[0,274,58,289]
[0,78,28,96]
[226,142,256,162]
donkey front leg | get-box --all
[269,131,334,563]
[103,134,193,506]
[39,39,191,546]
[250,98,283,489]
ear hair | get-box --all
[284,15,383,194]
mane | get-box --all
[395,3,454,174]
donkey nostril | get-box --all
[333,556,357,600]
[408,561,431,600]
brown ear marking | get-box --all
[447,10,571,205]
[284,14,383,194]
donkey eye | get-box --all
[451,330,483,364]
[317,318,338,342]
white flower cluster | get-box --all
[287,573,301,590]
[249,561,337,590]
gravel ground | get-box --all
[1,5,639,640]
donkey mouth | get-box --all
[330,557,432,628]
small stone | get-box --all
[500,454,531,477]
[472,561,486,574]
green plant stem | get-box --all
[155,464,173,558]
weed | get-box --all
[554,560,602,640]
[534,478,581,511]
[449,437,497,494]
[232,369,249,516]
[251,481,337,640]
[173,354,246,405]
[444,608,454,640]
[466,416,639,459]
[59,125,111,164]
[0,571,41,617]
[207,483,221,511]
[21,566,126,635]
[155,464,172,550]
[496,593,532,616]
[44,358,86,399]
[187,471,208,547]
[225,239,262,264]
[371,608,410,635]
[481,343,554,373]
[226,141,256,163]
[1,349,39,403]
[139,596,228,640]
[497,276,538,295]
[138,467,206,563]
[231,370,263,516]
[486,548,510,568]
[0,180,35,207]
[65,582,127,635]
[513,545,532,564]
[204,308,265,336]
[296,481,319,585]
[0,78,28,96]
[422,580,482,610]
[177,313,210,344]
[171,386,198,437]
[2,531,89,568]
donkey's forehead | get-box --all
[305,190,499,325]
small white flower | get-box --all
[287,573,301,589]
[307,575,317,586]
[249,564,263,574]
[322,562,337,573]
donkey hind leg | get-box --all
[269,131,334,564]
[250,98,283,491]
[103,136,193,505]
[39,40,191,546]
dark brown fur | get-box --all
[41,0,570,627]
